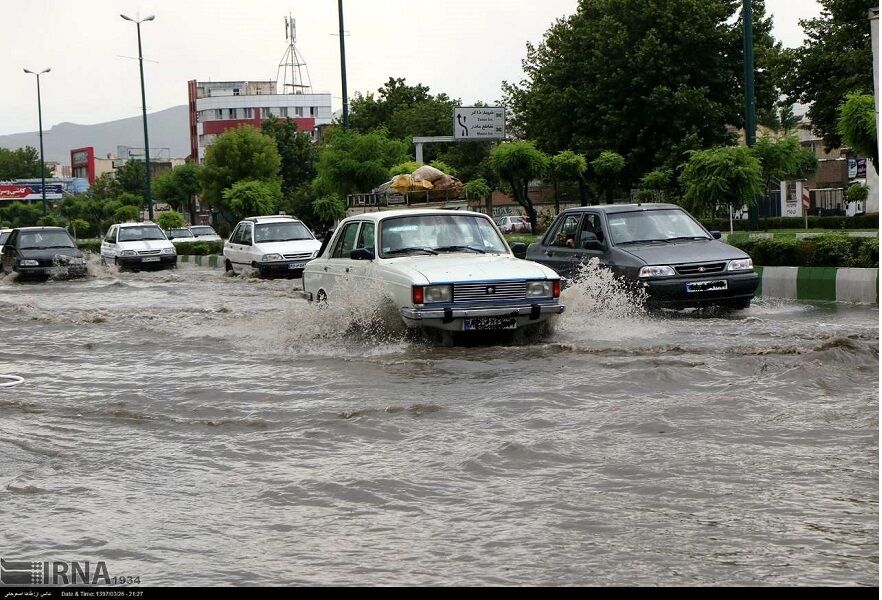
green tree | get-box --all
[549,150,588,210]
[390,161,423,176]
[838,92,878,172]
[635,167,675,202]
[114,159,149,200]
[312,195,346,229]
[750,135,819,201]
[113,205,141,223]
[783,0,876,150]
[90,173,122,200]
[503,0,781,185]
[846,182,869,207]
[118,192,144,207]
[153,163,203,222]
[313,128,409,197]
[261,118,318,194]
[156,211,186,230]
[200,126,282,219]
[69,218,91,239]
[0,147,41,179]
[464,178,493,215]
[222,180,282,221]
[0,202,42,227]
[679,146,764,219]
[591,151,625,203]
[488,141,550,230]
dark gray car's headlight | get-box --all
[19,259,39,266]
[727,258,753,271]
[638,265,676,278]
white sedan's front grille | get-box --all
[138,250,161,256]
[283,252,313,260]
[453,281,527,303]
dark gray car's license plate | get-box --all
[463,317,517,331]
[686,279,728,293]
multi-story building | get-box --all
[70,146,184,184]
[187,79,332,162]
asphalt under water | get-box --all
[0,264,877,585]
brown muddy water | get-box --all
[0,263,877,585]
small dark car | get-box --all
[1,226,88,281]
[520,203,758,309]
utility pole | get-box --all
[338,0,349,129]
[23,68,51,215]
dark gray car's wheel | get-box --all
[225,259,233,273]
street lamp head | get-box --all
[41,68,51,74]
[23,68,34,74]
[144,15,155,21]
[120,13,134,21]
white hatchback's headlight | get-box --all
[19,259,39,266]
[638,265,677,278]
[261,253,284,262]
[727,258,753,271]
[120,250,137,257]
[526,281,553,297]
[424,285,452,303]
[161,247,176,255]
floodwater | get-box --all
[0,262,877,586]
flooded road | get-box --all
[0,264,877,586]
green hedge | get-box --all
[729,233,879,268]
[701,214,878,231]
[77,240,224,256]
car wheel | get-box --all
[225,259,234,273]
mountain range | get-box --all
[0,105,190,167]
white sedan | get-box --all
[301,209,564,334]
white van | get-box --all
[223,215,321,278]
[100,222,177,270]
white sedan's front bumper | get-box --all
[400,302,564,331]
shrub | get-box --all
[113,205,141,223]
[157,211,185,230]
[173,240,224,256]
[76,239,103,253]
[69,219,92,238]
[701,214,879,232]
[728,234,878,267]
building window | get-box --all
[310,106,317,116]
[230,108,238,119]
[243,107,253,119]
[295,106,303,117]
[256,89,262,95]
[217,109,224,120]
[233,88,240,96]
[279,107,288,117]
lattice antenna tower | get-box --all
[276,13,312,94]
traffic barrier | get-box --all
[757,266,878,304]
[177,254,224,269]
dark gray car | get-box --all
[520,203,758,309]
[1,226,88,281]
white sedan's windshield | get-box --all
[607,209,709,245]
[379,214,508,257]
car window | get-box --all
[19,230,76,249]
[0,232,10,245]
[576,213,605,245]
[241,224,253,245]
[104,227,116,243]
[550,214,582,248]
[5,230,18,248]
[118,226,166,242]
[332,223,360,258]
[254,221,313,243]
[230,224,243,243]
[356,222,375,251]
[607,209,709,244]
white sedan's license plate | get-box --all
[463,317,518,331]
[141,256,160,263]
[686,279,727,293]
[288,262,306,270]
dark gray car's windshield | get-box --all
[19,230,76,249]
[118,226,166,242]
[607,209,709,245]
[254,222,313,243]
[380,214,507,258]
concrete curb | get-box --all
[177,254,224,269]
[757,266,878,304]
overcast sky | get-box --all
[2,0,822,136]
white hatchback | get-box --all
[302,209,564,335]
[223,215,321,278]
[100,222,177,270]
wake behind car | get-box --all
[524,203,758,309]
[1,227,88,280]
[302,209,564,336]
[224,215,321,278]
[100,222,177,270]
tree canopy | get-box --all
[783,0,876,150]
[838,92,878,171]
[679,146,764,217]
[503,0,781,186]
[200,126,282,213]
[0,147,41,180]
[222,180,282,221]
[313,128,409,197]
[489,141,549,228]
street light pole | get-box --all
[23,68,50,215]
[337,0,349,129]
[121,13,155,221]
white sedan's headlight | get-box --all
[727,258,753,271]
[261,253,284,262]
[526,281,553,297]
[161,247,176,255]
[638,265,677,278]
[120,250,137,257]
[424,285,452,303]
[19,259,39,266]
